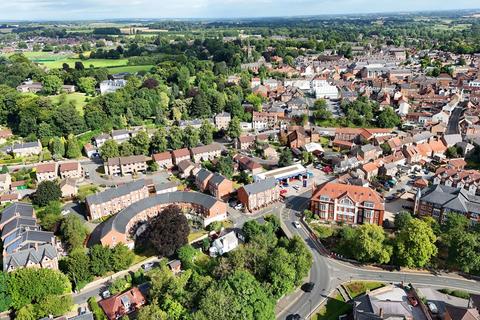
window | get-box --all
[364,202,374,209]
[320,195,330,202]
[339,197,354,206]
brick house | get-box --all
[152,151,174,170]
[35,163,58,182]
[86,179,149,220]
[195,169,214,192]
[237,178,280,212]
[172,148,191,165]
[104,155,148,176]
[99,287,146,320]
[310,182,385,225]
[234,155,263,175]
[207,173,234,200]
[190,143,223,163]
[177,160,198,178]
[59,162,82,179]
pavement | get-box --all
[446,107,464,135]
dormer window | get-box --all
[364,201,375,208]
[320,195,330,202]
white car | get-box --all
[101,290,111,299]
[293,221,301,228]
[427,302,438,314]
[61,209,70,216]
[142,262,154,271]
[234,204,243,210]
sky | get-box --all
[0,0,479,21]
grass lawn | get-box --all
[319,136,330,147]
[106,65,155,74]
[132,245,157,265]
[313,293,352,320]
[78,184,99,201]
[44,58,129,69]
[50,93,89,115]
[346,281,385,298]
[188,230,208,243]
[76,129,101,149]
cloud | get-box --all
[0,0,478,20]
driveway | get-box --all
[417,287,470,317]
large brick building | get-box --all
[104,155,148,176]
[237,178,279,212]
[310,182,385,225]
[86,180,150,220]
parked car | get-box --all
[293,221,301,228]
[407,296,418,306]
[301,282,315,292]
[427,302,438,314]
[280,189,288,196]
[101,290,111,299]
[142,262,154,271]
[286,314,301,320]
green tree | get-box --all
[99,139,119,161]
[65,134,81,158]
[60,214,89,251]
[395,218,438,268]
[49,137,65,159]
[34,295,73,319]
[37,200,62,231]
[89,245,112,276]
[351,224,392,264]
[227,117,242,140]
[199,120,215,145]
[77,77,97,96]
[217,155,234,179]
[177,244,200,270]
[130,131,150,155]
[150,128,168,153]
[137,302,167,320]
[448,231,480,274]
[33,181,62,206]
[394,211,413,230]
[266,247,296,298]
[278,148,293,167]
[42,75,63,95]
[377,107,401,128]
[61,249,92,290]
[445,146,459,159]
[119,141,135,156]
[168,126,184,150]
[183,126,200,148]
[111,244,134,272]
[15,305,36,320]
[441,213,469,246]
[0,272,12,312]
[245,93,263,111]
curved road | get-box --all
[277,190,480,320]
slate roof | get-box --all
[99,192,224,237]
[0,203,34,226]
[420,184,480,214]
[1,217,38,239]
[3,243,57,271]
[196,169,213,184]
[241,178,277,195]
[209,173,227,187]
[12,141,41,150]
[86,179,147,206]
[177,159,194,172]
[106,155,148,166]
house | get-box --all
[356,144,382,163]
[237,178,280,212]
[98,287,146,320]
[1,203,58,272]
[152,152,174,170]
[0,193,19,204]
[236,135,256,150]
[0,128,12,143]
[177,160,197,178]
[167,260,182,274]
[86,180,149,220]
[209,231,239,257]
[310,182,385,225]
[60,178,77,198]
[207,173,234,199]
[252,112,278,131]
[84,143,97,158]
[172,148,191,165]
[361,162,379,180]
[214,112,231,130]
[433,167,480,195]
[94,134,111,148]
[262,145,278,159]
[12,140,42,157]
[104,155,148,176]
[99,79,127,95]
[35,163,58,182]
[445,305,480,320]
[234,155,263,175]
[59,162,82,179]
[285,127,319,149]
[154,182,179,195]
[190,143,223,163]
[414,184,480,224]
[195,169,214,192]
[0,173,12,191]
[111,129,130,143]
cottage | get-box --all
[35,163,58,182]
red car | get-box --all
[280,189,288,195]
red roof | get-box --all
[312,182,384,211]
[36,163,56,173]
[172,148,190,158]
[152,152,172,161]
[98,287,146,320]
[59,162,79,172]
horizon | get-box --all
[0,0,479,21]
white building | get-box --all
[397,101,411,116]
[100,79,127,95]
[312,80,339,99]
[209,231,239,257]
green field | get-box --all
[49,93,89,115]
[313,293,352,320]
[106,64,154,74]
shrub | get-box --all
[88,297,106,320]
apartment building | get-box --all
[35,163,58,182]
[152,152,174,170]
[207,173,234,200]
[104,155,148,176]
[414,184,480,224]
[86,179,150,220]
[252,111,278,131]
[433,167,480,195]
[310,182,385,225]
[190,143,223,163]
[59,162,82,179]
[214,112,231,130]
[1,203,58,272]
[237,178,280,212]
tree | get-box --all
[448,231,480,274]
[445,146,459,159]
[65,134,81,158]
[111,244,134,272]
[119,141,135,156]
[394,211,413,230]
[49,137,65,159]
[394,218,438,268]
[441,213,469,246]
[266,247,296,298]
[137,302,167,320]
[177,244,200,270]
[227,117,241,140]
[217,155,234,179]
[146,206,190,257]
[77,77,97,96]
[0,272,12,312]
[99,139,119,161]
[130,131,150,155]
[33,181,61,206]
[150,128,168,153]
[245,93,263,111]
[377,107,401,128]
[168,126,184,150]
[380,142,392,155]
[350,224,392,264]
[183,126,200,149]
[60,214,89,251]
[15,305,35,320]
[37,200,62,231]
[42,75,62,95]
[61,249,92,290]
[34,295,73,319]
[199,120,215,145]
[89,245,112,276]
[278,148,293,167]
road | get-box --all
[276,189,480,320]
[446,107,464,135]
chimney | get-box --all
[379,308,384,318]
